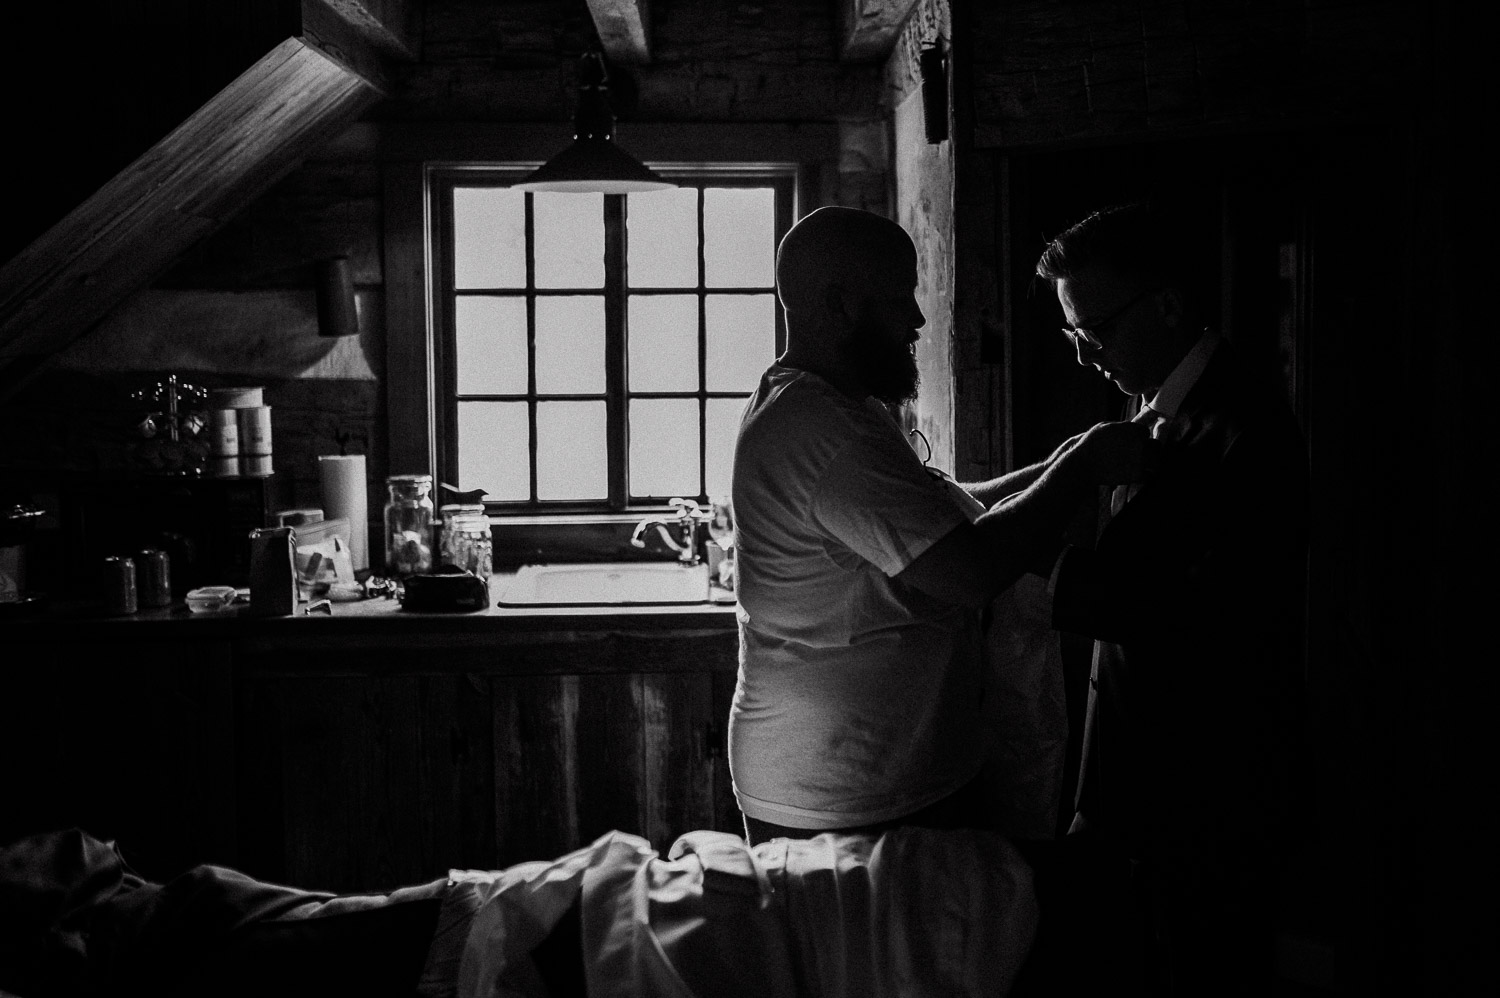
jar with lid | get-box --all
[384,474,434,578]
[438,503,493,582]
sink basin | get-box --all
[497,561,712,607]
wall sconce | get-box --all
[512,51,675,193]
[920,38,949,145]
[316,256,359,338]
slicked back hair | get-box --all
[1035,202,1204,303]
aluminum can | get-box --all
[137,548,172,607]
[103,556,138,615]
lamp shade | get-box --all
[512,52,674,194]
[512,136,673,193]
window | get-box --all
[431,167,793,513]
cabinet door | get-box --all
[237,672,497,892]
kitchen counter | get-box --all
[4,571,740,643]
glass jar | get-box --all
[384,474,434,578]
[438,503,493,582]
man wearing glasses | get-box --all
[1019,203,1311,997]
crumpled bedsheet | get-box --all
[0,827,445,998]
[2,824,1035,998]
[451,824,1037,998]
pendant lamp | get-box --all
[513,51,674,193]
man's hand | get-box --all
[1065,420,1156,486]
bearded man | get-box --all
[728,206,1151,844]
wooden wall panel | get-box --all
[573,674,648,848]
[710,668,742,834]
[640,671,716,849]
[381,160,433,481]
[265,676,426,892]
[414,673,499,874]
[492,674,581,864]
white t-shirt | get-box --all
[728,365,983,828]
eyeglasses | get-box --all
[1060,288,1157,350]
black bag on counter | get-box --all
[399,568,488,613]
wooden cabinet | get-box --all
[4,611,740,893]
[233,631,739,892]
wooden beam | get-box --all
[584,0,651,65]
[0,38,378,367]
[304,0,418,63]
[839,0,919,62]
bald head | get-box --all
[773,206,925,404]
[775,206,917,315]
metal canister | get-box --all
[136,548,172,607]
[103,556,138,615]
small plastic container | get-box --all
[185,585,238,613]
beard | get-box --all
[841,322,920,405]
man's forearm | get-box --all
[960,459,1052,509]
[961,431,1086,509]
[972,457,1087,576]
[896,444,1091,607]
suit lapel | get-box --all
[1104,344,1238,526]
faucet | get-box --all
[630,498,706,565]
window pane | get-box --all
[535,296,605,394]
[627,188,698,288]
[457,401,529,501]
[535,193,604,288]
[704,188,774,288]
[630,399,700,499]
[537,401,607,500]
[455,296,528,395]
[628,295,698,392]
[705,397,746,499]
[705,294,776,392]
[454,187,525,289]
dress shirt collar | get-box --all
[1142,327,1219,421]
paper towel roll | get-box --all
[318,454,369,571]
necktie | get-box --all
[1108,402,1166,515]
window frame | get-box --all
[428,164,796,516]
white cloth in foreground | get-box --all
[453,824,1037,998]
[934,474,1069,842]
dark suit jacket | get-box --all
[1052,340,1310,860]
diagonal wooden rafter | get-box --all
[0,39,378,371]
[0,0,412,386]
[838,0,920,62]
[584,0,652,65]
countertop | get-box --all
[3,571,740,642]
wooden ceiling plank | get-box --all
[585,0,652,65]
[839,0,920,62]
